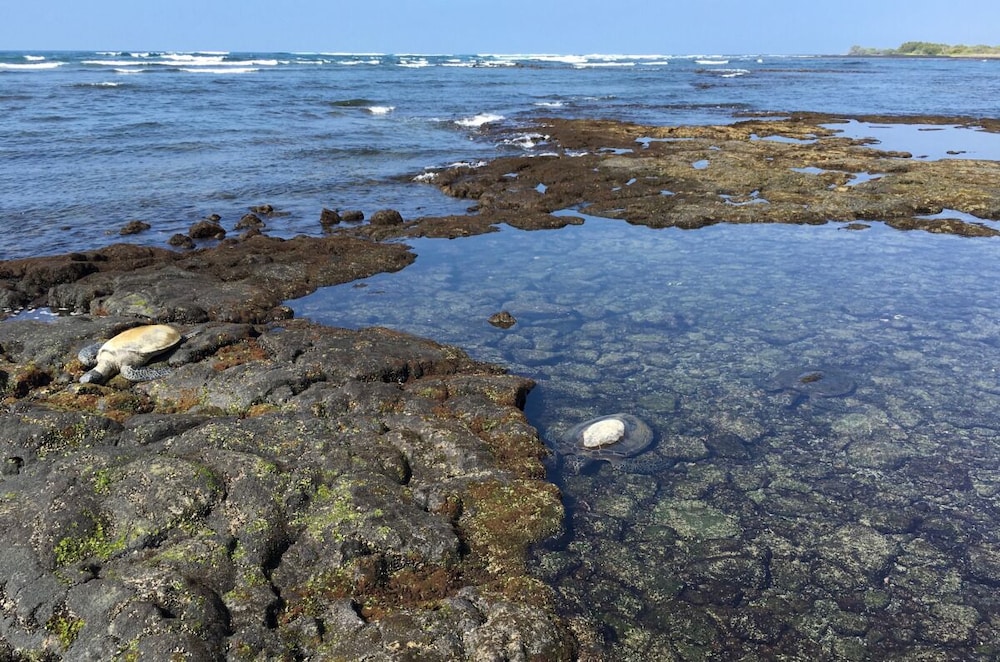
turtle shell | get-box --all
[103,325,182,359]
[79,324,183,384]
[560,413,655,464]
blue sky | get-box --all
[7,0,1000,55]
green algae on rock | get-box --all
[0,315,575,660]
[334,113,1000,241]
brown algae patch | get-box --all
[338,113,1000,240]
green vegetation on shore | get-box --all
[849,41,1000,57]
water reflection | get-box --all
[827,121,1000,160]
[291,217,1000,658]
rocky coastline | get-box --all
[0,236,576,659]
[345,111,1000,241]
[2,113,1000,660]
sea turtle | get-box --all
[555,413,664,474]
[78,324,183,384]
[762,366,855,408]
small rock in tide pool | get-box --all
[488,311,517,329]
[119,220,151,236]
[341,210,365,222]
[762,366,855,408]
[250,203,274,215]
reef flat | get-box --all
[341,113,1000,240]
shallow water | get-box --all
[292,216,1000,658]
[828,120,1000,160]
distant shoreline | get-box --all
[849,53,1000,60]
[848,41,1000,59]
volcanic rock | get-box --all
[118,220,151,236]
[370,209,404,226]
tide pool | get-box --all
[291,215,1000,657]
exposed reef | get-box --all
[335,113,1000,240]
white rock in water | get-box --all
[581,418,626,448]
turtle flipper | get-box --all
[615,453,675,475]
[119,363,172,382]
[77,343,103,368]
[561,453,595,475]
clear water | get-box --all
[293,216,1000,658]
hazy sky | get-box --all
[7,0,1000,54]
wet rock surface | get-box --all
[0,315,572,660]
[0,233,575,659]
[0,234,415,322]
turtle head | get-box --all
[79,367,111,384]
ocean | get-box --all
[6,51,1000,659]
[3,51,1000,259]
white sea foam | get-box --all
[534,101,564,108]
[24,55,46,61]
[695,58,729,65]
[165,54,277,67]
[455,113,504,128]
[720,69,750,78]
[180,67,259,74]
[503,133,549,149]
[0,61,62,70]
[83,59,141,66]
[367,105,395,115]
[82,52,273,72]
[517,54,591,66]
[113,68,144,74]
[575,61,636,68]
[318,51,385,57]
[446,160,488,169]
[161,53,226,64]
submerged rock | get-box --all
[488,310,517,329]
[762,366,856,408]
[118,220,150,236]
